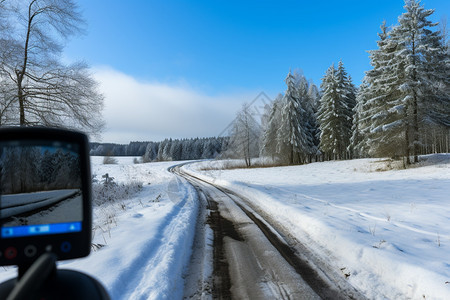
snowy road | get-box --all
[175,166,363,299]
[1,190,81,226]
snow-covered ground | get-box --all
[0,157,199,300]
[182,154,450,299]
[1,155,448,299]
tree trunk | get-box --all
[17,76,26,125]
[289,146,294,165]
[405,118,411,165]
[17,1,35,126]
[412,92,419,163]
[411,34,419,163]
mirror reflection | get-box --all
[0,142,83,230]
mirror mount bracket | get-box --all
[17,253,57,279]
[9,252,57,299]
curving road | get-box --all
[173,165,365,300]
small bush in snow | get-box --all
[92,174,143,206]
[103,156,118,164]
[133,157,143,164]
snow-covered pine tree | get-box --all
[346,75,360,158]
[318,64,338,160]
[317,63,354,160]
[170,139,182,161]
[307,81,322,155]
[261,94,282,161]
[203,138,219,159]
[179,139,191,160]
[362,20,408,160]
[307,82,321,113]
[346,76,357,112]
[156,139,171,161]
[422,22,450,154]
[143,142,159,162]
[336,60,356,158]
[296,74,319,162]
[277,70,310,165]
[350,81,371,158]
[192,138,203,159]
[390,0,450,162]
[416,4,450,153]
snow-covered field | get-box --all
[0,154,448,299]
[182,154,450,299]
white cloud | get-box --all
[92,67,258,143]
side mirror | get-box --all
[0,127,109,300]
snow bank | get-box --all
[182,155,450,299]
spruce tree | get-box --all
[336,60,356,158]
[358,1,449,163]
[307,82,322,154]
[296,74,319,161]
[277,71,309,164]
[362,20,408,160]
[317,63,354,160]
[350,81,371,158]
[387,0,449,162]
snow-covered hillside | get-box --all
[183,154,450,299]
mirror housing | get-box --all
[0,127,92,267]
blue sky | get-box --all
[64,0,449,143]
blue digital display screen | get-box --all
[1,222,81,238]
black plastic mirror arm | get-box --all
[7,253,57,300]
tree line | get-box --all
[228,0,449,167]
[0,146,81,194]
[90,137,229,162]
[90,142,150,157]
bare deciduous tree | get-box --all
[226,103,261,167]
[0,0,104,134]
